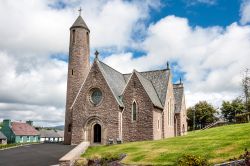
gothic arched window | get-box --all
[132,101,137,121]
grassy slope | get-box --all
[83,123,250,165]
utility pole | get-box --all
[193,109,195,131]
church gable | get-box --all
[123,69,170,107]
[122,72,155,141]
[173,83,185,113]
[71,59,124,109]
[70,59,122,144]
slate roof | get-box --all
[39,129,62,138]
[71,16,89,31]
[134,71,163,108]
[96,59,170,109]
[97,60,126,107]
[0,131,7,139]
[173,83,184,113]
[11,122,39,136]
[136,69,170,106]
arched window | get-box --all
[132,101,137,121]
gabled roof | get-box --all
[173,83,184,113]
[124,69,170,106]
[11,122,39,136]
[0,131,7,139]
[72,59,171,109]
[70,16,89,31]
[134,71,163,108]
[97,60,126,107]
[39,129,62,138]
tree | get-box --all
[242,68,250,113]
[187,101,218,130]
[221,98,245,122]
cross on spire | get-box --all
[78,7,82,16]
[95,50,99,59]
[166,61,170,70]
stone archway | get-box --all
[83,116,105,144]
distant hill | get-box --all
[53,125,64,131]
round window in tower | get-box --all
[90,88,103,105]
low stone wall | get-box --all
[59,142,90,166]
[214,159,245,166]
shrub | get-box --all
[74,158,88,166]
[176,154,210,166]
[100,152,120,165]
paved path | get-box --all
[0,143,75,166]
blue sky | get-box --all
[150,0,241,27]
[0,0,249,126]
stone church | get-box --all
[64,15,187,145]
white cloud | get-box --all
[0,103,64,127]
[0,0,160,126]
[0,0,249,126]
[0,51,67,126]
[240,0,250,25]
[104,16,250,107]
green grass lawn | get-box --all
[82,123,250,165]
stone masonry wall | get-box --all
[180,96,187,135]
[71,60,120,144]
[122,73,154,142]
[153,108,162,140]
[65,26,90,144]
[162,71,175,138]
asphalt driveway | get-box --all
[0,143,75,166]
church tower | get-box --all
[64,12,90,144]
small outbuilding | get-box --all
[1,119,40,143]
[56,130,64,142]
[0,131,7,144]
[39,129,62,143]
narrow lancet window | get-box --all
[86,32,89,45]
[132,101,137,121]
[72,30,76,44]
[68,124,72,132]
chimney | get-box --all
[26,120,33,126]
[3,119,11,127]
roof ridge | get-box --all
[99,60,127,85]
[97,60,124,107]
[123,68,168,75]
[99,60,124,75]
[134,71,163,108]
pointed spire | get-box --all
[95,50,99,59]
[166,61,170,70]
[180,77,182,84]
[70,8,90,31]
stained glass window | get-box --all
[91,88,102,105]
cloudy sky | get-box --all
[0,0,249,126]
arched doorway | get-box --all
[94,124,101,143]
